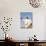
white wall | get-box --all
[44,15,46,40]
[0,0,46,40]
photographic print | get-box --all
[20,12,32,29]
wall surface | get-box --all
[0,0,46,40]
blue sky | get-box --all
[20,12,32,20]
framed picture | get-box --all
[20,12,32,29]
